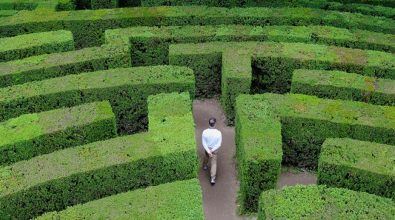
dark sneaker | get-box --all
[203,164,208,170]
[210,176,216,185]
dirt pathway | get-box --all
[193,99,254,220]
[193,99,316,220]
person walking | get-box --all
[202,117,222,185]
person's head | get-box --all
[209,117,216,128]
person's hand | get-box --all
[207,150,213,157]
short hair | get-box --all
[209,117,216,127]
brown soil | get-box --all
[193,99,316,220]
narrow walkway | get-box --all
[193,99,254,220]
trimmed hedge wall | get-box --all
[291,69,395,106]
[105,25,395,68]
[0,92,198,219]
[318,138,395,200]
[169,41,395,119]
[0,44,130,88]
[235,94,282,213]
[0,30,74,62]
[0,10,17,18]
[0,101,116,165]
[235,93,395,211]
[1,6,393,48]
[0,65,195,134]
[37,179,204,219]
[91,0,118,9]
[258,185,395,219]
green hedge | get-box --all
[0,30,74,62]
[105,25,395,68]
[0,92,198,219]
[91,0,118,9]
[1,6,393,48]
[37,179,203,219]
[0,0,37,10]
[235,94,282,213]
[0,101,116,165]
[318,138,395,200]
[169,41,395,119]
[0,10,17,17]
[0,65,195,134]
[0,44,130,88]
[291,69,395,106]
[258,185,395,219]
[235,93,395,211]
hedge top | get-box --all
[237,93,395,130]
[0,65,194,103]
[320,138,395,176]
[0,101,114,147]
[259,185,395,219]
[37,179,204,220]
[0,92,195,197]
[292,69,395,95]
[0,30,73,53]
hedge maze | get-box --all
[0,0,394,219]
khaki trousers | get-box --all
[204,150,218,178]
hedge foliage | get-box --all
[0,65,195,134]
[1,6,393,48]
[258,185,395,220]
[37,179,203,219]
[0,30,74,62]
[141,0,395,8]
[105,25,395,68]
[291,69,395,106]
[0,10,17,18]
[235,93,395,211]
[0,92,198,219]
[0,101,116,165]
[235,94,282,213]
[0,44,130,88]
[318,138,395,200]
[169,41,395,119]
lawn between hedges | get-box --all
[0,92,199,219]
[235,93,395,212]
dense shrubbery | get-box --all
[291,69,395,105]
[0,92,198,219]
[37,179,204,219]
[258,185,395,219]
[0,66,195,133]
[318,138,394,200]
[0,101,116,165]
[235,93,395,212]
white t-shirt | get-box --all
[202,128,222,152]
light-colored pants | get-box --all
[204,150,218,178]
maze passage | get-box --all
[1,1,394,219]
[0,101,116,165]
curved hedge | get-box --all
[0,92,198,219]
[0,44,130,88]
[258,185,395,219]
[37,179,204,219]
[291,69,395,106]
[1,7,393,48]
[235,93,395,212]
[0,30,74,62]
[318,138,394,200]
[105,25,395,67]
[0,65,195,133]
[0,101,116,165]
[169,41,395,118]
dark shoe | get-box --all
[203,164,208,170]
[210,176,216,185]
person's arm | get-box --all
[211,131,222,152]
[202,131,211,154]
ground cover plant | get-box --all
[0,0,394,218]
